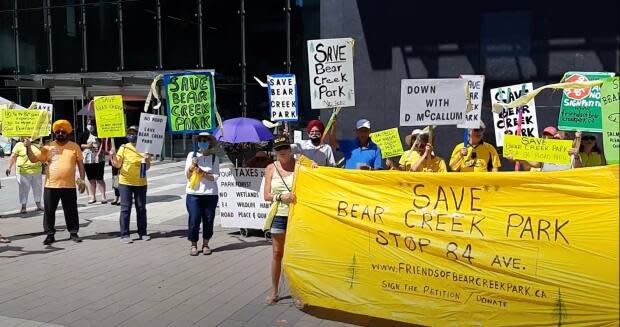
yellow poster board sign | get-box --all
[0,104,7,132]
[369,128,404,158]
[285,165,619,326]
[1,109,49,137]
[94,95,126,138]
[30,102,53,137]
[503,134,573,165]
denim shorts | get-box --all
[270,215,288,234]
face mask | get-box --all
[55,133,67,141]
[198,141,210,150]
[126,134,137,143]
[87,124,94,132]
[309,135,321,145]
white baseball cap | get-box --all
[356,119,371,130]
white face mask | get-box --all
[87,124,94,132]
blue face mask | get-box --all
[126,134,137,143]
[198,141,210,150]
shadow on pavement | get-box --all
[146,195,182,203]
[0,244,64,258]
[212,238,270,253]
[303,306,423,327]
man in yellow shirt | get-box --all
[410,133,447,172]
[25,120,86,245]
[449,122,501,172]
[6,139,44,213]
[110,125,151,243]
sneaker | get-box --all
[43,235,55,245]
[121,237,133,244]
[70,233,82,243]
[139,235,151,241]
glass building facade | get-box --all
[0,0,319,156]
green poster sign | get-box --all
[164,72,216,134]
[601,77,619,164]
[558,71,615,132]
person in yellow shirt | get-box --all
[449,122,501,172]
[24,120,86,245]
[579,134,606,167]
[110,125,151,243]
[410,133,447,172]
[397,129,422,171]
[6,138,44,213]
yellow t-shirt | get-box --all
[579,152,603,167]
[412,156,448,172]
[38,141,83,188]
[398,150,421,171]
[449,142,501,172]
[13,142,42,175]
[117,143,147,186]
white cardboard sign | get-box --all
[490,83,539,147]
[400,79,468,126]
[458,75,485,129]
[218,167,270,229]
[307,38,355,109]
[136,113,167,154]
[268,74,298,122]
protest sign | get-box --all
[307,38,355,109]
[293,130,302,145]
[491,83,539,147]
[503,135,572,165]
[0,104,7,132]
[136,113,167,154]
[30,102,53,137]
[285,164,619,326]
[1,109,48,137]
[164,72,216,133]
[94,95,126,138]
[601,77,619,164]
[218,167,270,229]
[267,74,298,121]
[369,128,404,158]
[400,79,468,126]
[558,71,615,132]
[458,75,485,129]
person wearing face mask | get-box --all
[110,126,151,243]
[449,121,501,172]
[329,118,383,170]
[290,119,335,167]
[24,120,86,245]
[184,132,220,256]
[78,119,108,204]
[5,137,44,213]
[263,134,297,305]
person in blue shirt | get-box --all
[329,118,383,170]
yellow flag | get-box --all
[284,165,619,326]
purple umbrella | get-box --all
[214,117,274,143]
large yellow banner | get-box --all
[284,165,619,326]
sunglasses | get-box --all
[582,137,595,141]
[55,131,67,135]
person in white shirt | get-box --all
[290,120,335,167]
[185,132,220,256]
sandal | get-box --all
[264,294,279,305]
[0,237,10,244]
[202,246,212,255]
[190,246,199,256]
[20,208,27,214]
[88,200,96,204]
